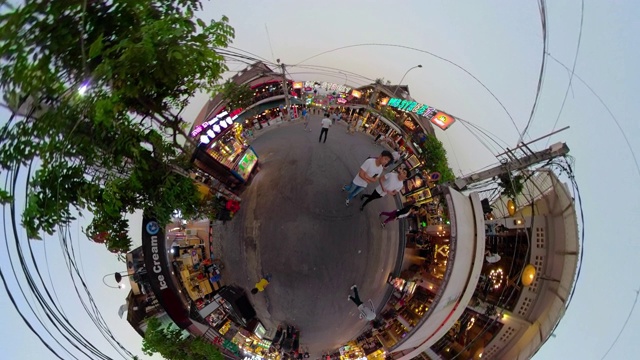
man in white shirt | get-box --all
[342,151,393,206]
[319,113,332,143]
[360,167,409,211]
[348,285,376,321]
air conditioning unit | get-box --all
[185,229,198,236]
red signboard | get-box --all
[430,111,456,131]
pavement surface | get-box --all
[214,115,401,355]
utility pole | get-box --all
[278,60,291,121]
[452,142,570,191]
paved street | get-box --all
[215,115,401,355]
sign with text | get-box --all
[192,108,242,138]
[430,111,456,131]
[142,217,191,329]
[303,81,352,94]
[387,98,436,117]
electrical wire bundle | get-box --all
[1,162,137,359]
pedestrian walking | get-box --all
[342,151,393,206]
[355,117,363,132]
[348,285,376,321]
[251,274,272,294]
[379,205,420,228]
[319,113,332,143]
[360,167,408,211]
[302,107,311,132]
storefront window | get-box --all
[207,130,246,168]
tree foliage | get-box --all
[219,80,255,110]
[421,135,456,184]
[497,172,524,199]
[142,317,224,360]
[0,0,235,251]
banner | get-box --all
[142,216,192,329]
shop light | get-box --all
[206,129,216,138]
[219,121,228,129]
[199,135,210,144]
[213,124,221,133]
[227,117,235,124]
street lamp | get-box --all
[393,65,422,96]
[102,272,129,289]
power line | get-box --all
[544,53,640,180]
[293,42,520,136]
[518,0,550,142]
[545,0,585,145]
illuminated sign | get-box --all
[303,81,351,94]
[292,82,303,89]
[337,98,347,104]
[192,108,242,138]
[351,90,362,98]
[430,111,456,131]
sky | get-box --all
[1,1,639,359]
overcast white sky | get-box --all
[1,1,639,359]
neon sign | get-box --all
[303,81,352,94]
[191,108,242,137]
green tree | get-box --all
[219,80,255,110]
[142,317,224,360]
[421,135,456,183]
[0,1,235,251]
[497,172,524,199]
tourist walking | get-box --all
[348,285,376,321]
[251,274,272,294]
[379,205,420,228]
[319,113,332,143]
[355,117,363,132]
[342,151,393,206]
[360,167,408,211]
[302,107,311,132]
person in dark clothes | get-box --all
[378,205,420,228]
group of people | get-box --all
[342,150,418,225]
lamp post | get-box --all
[393,65,422,96]
[102,272,129,289]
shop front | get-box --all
[141,216,193,329]
[192,109,260,192]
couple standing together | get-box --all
[342,150,408,211]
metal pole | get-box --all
[281,63,291,120]
[102,273,124,289]
[393,65,422,97]
[496,126,570,157]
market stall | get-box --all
[192,109,260,187]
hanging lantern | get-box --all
[522,264,536,287]
[507,199,516,216]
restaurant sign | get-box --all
[303,81,352,94]
[191,108,243,138]
[142,216,191,329]
[387,98,436,117]
[430,111,456,131]
[387,97,456,130]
